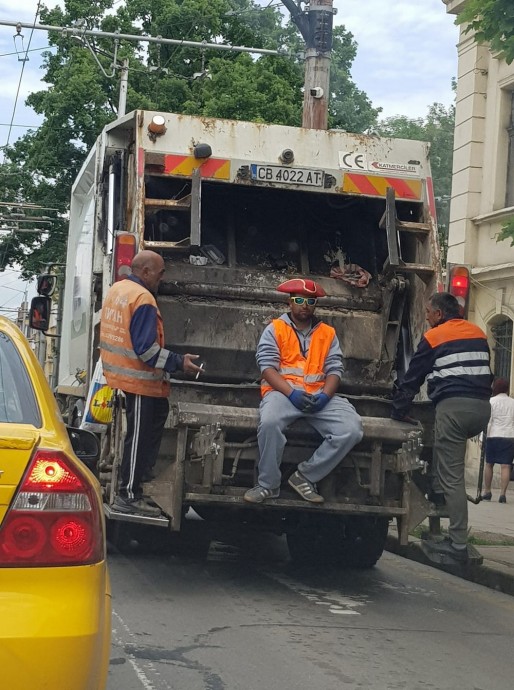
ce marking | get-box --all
[340,151,367,171]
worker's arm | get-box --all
[261,366,294,396]
[392,336,435,418]
[256,322,295,395]
[130,304,184,373]
[322,334,344,397]
[322,373,341,398]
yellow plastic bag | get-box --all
[80,359,114,433]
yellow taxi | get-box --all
[0,316,111,690]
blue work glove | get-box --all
[305,392,331,414]
[288,389,313,412]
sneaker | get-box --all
[499,495,507,504]
[112,495,162,517]
[243,485,280,503]
[424,536,468,563]
[288,471,324,504]
[481,492,492,501]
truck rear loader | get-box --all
[49,109,448,566]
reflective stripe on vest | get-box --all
[261,319,335,397]
[99,279,170,398]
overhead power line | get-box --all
[5,6,43,149]
[0,19,286,57]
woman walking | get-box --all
[482,378,514,503]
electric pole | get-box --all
[118,58,129,117]
[281,0,334,130]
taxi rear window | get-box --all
[0,332,41,426]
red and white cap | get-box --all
[276,278,327,298]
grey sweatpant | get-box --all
[257,391,363,489]
[432,397,491,545]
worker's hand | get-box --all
[390,411,419,425]
[304,392,330,414]
[182,354,202,375]
[288,389,313,412]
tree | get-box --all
[457,0,514,65]
[375,100,456,264]
[457,1,514,244]
[0,0,379,278]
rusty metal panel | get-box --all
[134,111,431,197]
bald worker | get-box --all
[100,250,201,516]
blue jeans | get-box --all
[257,391,363,489]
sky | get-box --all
[0,0,459,316]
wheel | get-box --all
[339,516,389,569]
[287,516,389,569]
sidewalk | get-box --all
[386,488,514,596]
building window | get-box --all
[507,92,514,208]
[491,319,513,381]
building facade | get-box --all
[444,0,514,483]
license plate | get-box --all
[250,164,324,187]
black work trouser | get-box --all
[119,393,169,499]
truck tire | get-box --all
[287,516,389,569]
[339,516,389,569]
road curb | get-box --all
[385,535,514,597]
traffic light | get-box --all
[29,296,51,331]
[447,264,471,318]
[37,273,57,297]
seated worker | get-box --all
[244,278,363,504]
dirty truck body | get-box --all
[59,110,440,565]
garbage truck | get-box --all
[38,109,451,565]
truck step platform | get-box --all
[185,491,406,516]
[104,503,170,528]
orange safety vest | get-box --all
[261,319,335,397]
[99,279,170,398]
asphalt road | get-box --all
[106,526,514,690]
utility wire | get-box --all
[0,45,50,58]
[4,2,43,152]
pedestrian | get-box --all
[99,250,202,516]
[391,292,492,562]
[481,378,514,504]
[244,278,363,505]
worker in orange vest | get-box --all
[100,250,202,516]
[244,278,363,505]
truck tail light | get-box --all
[448,265,470,317]
[0,450,104,567]
[113,232,136,282]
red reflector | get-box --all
[51,516,92,559]
[114,232,136,282]
[24,451,86,492]
[2,517,46,560]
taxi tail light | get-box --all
[113,232,136,282]
[448,265,471,317]
[0,450,104,567]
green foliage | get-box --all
[375,99,456,264]
[497,217,514,245]
[1,0,380,278]
[457,0,514,65]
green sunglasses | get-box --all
[290,297,317,306]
